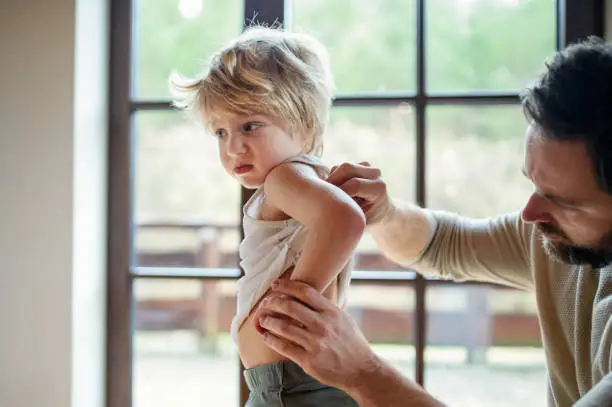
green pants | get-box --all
[244,360,358,407]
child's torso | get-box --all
[233,155,349,368]
[238,267,338,368]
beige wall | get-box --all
[0,0,108,406]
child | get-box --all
[171,26,364,406]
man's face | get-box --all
[521,125,612,268]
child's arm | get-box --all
[264,162,366,292]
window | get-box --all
[107,1,603,406]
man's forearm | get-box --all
[370,199,435,266]
[344,356,446,407]
[574,373,612,407]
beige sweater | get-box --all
[413,211,612,407]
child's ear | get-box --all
[301,137,313,154]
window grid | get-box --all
[107,0,604,406]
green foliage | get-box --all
[132,0,555,224]
[427,0,555,92]
[292,0,417,93]
[136,0,555,99]
[135,0,244,99]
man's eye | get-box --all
[242,122,262,132]
[214,129,227,138]
[557,201,577,210]
[548,197,577,210]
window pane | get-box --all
[132,280,415,407]
[133,0,244,99]
[134,111,240,268]
[347,282,418,380]
[291,0,416,94]
[426,105,532,217]
[133,279,239,407]
[425,285,545,407]
[426,0,556,93]
[325,105,415,270]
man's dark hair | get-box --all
[521,36,612,194]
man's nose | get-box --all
[521,193,552,224]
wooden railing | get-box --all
[133,221,542,357]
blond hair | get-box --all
[170,26,334,156]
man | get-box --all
[253,37,612,406]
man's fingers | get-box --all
[270,280,332,313]
[252,291,289,333]
[253,306,288,334]
[259,315,314,351]
[338,177,385,201]
[329,162,368,176]
[261,331,308,363]
[326,162,381,186]
[258,292,323,333]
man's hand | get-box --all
[255,280,447,407]
[254,279,381,391]
[327,162,393,226]
[328,161,434,266]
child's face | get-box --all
[209,106,304,189]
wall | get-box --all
[0,0,108,406]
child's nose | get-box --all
[227,134,247,156]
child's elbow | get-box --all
[326,201,366,240]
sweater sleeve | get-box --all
[411,211,535,290]
[575,311,612,406]
[573,373,612,407]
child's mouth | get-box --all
[234,164,254,175]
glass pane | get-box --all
[132,281,415,407]
[324,105,415,270]
[291,0,416,94]
[425,285,545,407]
[426,105,532,217]
[133,0,244,99]
[349,282,416,380]
[133,279,239,407]
[134,111,241,268]
[426,0,556,93]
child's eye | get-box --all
[214,128,227,139]
[241,122,262,133]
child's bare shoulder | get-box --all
[260,161,324,220]
[265,160,323,188]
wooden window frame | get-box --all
[106,1,605,406]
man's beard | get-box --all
[537,223,612,269]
